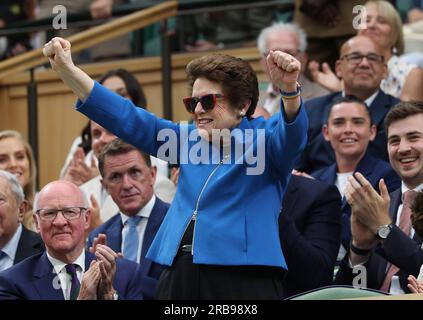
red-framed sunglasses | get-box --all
[183,93,226,114]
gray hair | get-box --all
[33,181,90,212]
[0,170,25,205]
[257,22,307,55]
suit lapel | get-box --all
[84,251,96,269]
[15,226,33,264]
[369,92,390,127]
[32,253,64,300]
[107,216,123,253]
[141,199,165,259]
[281,178,298,215]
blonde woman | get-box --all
[0,130,37,230]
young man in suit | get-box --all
[297,35,399,173]
[312,96,400,258]
[0,170,44,272]
[0,180,144,300]
[87,139,169,300]
[335,101,423,294]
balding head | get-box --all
[340,35,383,58]
[33,180,90,263]
[34,180,88,212]
[335,35,387,100]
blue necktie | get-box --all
[123,216,143,262]
[65,264,80,300]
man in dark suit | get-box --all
[0,180,143,300]
[0,170,44,272]
[335,102,423,294]
[279,175,342,297]
[311,97,400,254]
[296,35,399,173]
[87,139,169,300]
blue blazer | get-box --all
[0,251,144,300]
[312,153,401,249]
[87,197,169,300]
[296,90,399,173]
[335,188,423,292]
[280,175,342,297]
[77,82,308,269]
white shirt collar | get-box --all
[120,195,156,225]
[342,90,379,107]
[401,181,423,200]
[47,249,86,275]
[1,224,23,261]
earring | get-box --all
[239,110,245,117]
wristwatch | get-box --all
[376,224,393,240]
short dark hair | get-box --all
[98,139,151,178]
[411,191,423,238]
[384,101,423,135]
[99,68,148,108]
[186,53,259,119]
[325,95,372,125]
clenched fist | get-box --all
[266,50,301,92]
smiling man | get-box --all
[297,35,399,173]
[0,180,144,300]
[312,96,400,261]
[335,101,423,294]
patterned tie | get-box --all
[379,190,417,292]
[65,264,80,300]
[123,216,142,262]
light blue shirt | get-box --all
[120,195,155,263]
[0,224,22,272]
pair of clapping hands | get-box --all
[344,172,391,249]
[78,234,119,300]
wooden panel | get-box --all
[0,47,264,189]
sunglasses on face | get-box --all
[183,93,226,114]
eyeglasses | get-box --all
[183,93,226,114]
[340,53,384,65]
[35,207,87,221]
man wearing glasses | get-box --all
[0,180,143,300]
[296,35,400,174]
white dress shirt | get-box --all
[47,250,85,300]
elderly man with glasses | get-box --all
[296,35,400,174]
[0,180,144,300]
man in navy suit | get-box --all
[0,170,44,272]
[296,35,399,173]
[0,180,143,300]
[280,175,342,297]
[87,139,169,300]
[335,102,423,294]
[311,97,400,256]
